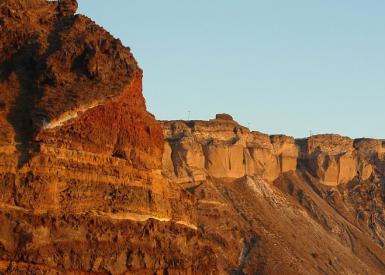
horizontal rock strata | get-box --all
[0,0,384,274]
[162,118,385,187]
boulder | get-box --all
[215,113,234,121]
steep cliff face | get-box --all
[1,1,385,274]
[162,116,385,274]
[163,118,385,187]
[0,1,217,274]
[162,118,298,183]
[0,0,163,170]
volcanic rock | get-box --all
[0,1,214,274]
[1,1,385,274]
[162,116,385,274]
[57,0,78,17]
[215,113,234,121]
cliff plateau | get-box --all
[162,117,385,274]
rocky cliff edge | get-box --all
[162,116,385,186]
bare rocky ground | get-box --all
[0,0,384,274]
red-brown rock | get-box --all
[215,113,234,121]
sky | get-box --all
[78,1,385,139]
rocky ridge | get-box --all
[163,117,384,186]
[0,1,215,274]
[162,116,385,274]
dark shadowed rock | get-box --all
[57,0,78,16]
[216,113,234,121]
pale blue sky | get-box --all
[78,1,385,138]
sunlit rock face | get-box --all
[163,118,385,187]
[162,117,299,183]
[162,116,385,274]
[297,135,357,186]
[1,1,385,274]
[0,0,164,170]
[297,135,385,186]
[0,1,217,274]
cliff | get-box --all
[162,118,385,186]
[0,1,214,274]
[162,116,385,274]
[0,1,384,274]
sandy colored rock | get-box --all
[162,118,297,183]
[339,153,358,183]
[162,118,385,273]
[359,162,374,181]
[298,135,358,185]
[205,140,245,178]
[270,135,298,173]
[245,145,279,182]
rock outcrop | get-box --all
[162,116,385,274]
[0,0,163,170]
[0,1,215,274]
[162,118,299,183]
[163,118,385,187]
[0,1,385,274]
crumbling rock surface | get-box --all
[0,0,163,169]
[1,0,385,274]
[162,119,299,183]
[163,119,385,187]
[163,117,385,274]
[0,1,214,274]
